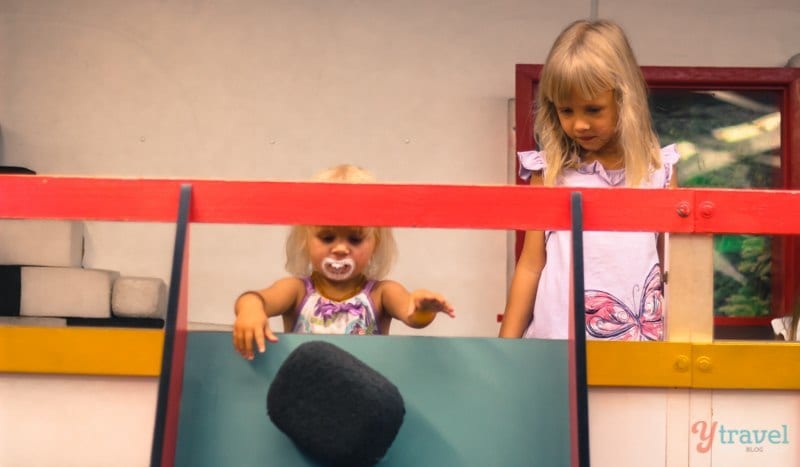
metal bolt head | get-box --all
[699,201,714,219]
[674,355,690,371]
[696,356,713,372]
[676,201,691,218]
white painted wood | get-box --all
[589,388,669,467]
[0,374,158,467]
[689,390,715,467]
[666,389,691,467]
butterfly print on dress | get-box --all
[584,264,664,340]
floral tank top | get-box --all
[292,277,381,335]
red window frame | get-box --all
[515,65,800,327]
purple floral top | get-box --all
[292,277,381,335]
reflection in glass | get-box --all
[650,89,781,318]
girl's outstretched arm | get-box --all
[499,173,547,338]
[377,281,455,329]
[232,277,304,360]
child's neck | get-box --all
[581,147,624,170]
[311,272,368,302]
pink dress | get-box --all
[518,145,680,340]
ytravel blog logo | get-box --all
[692,420,791,453]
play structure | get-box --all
[1,175,799,466]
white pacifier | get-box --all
[321,257,355,281]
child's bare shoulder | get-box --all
[369,280,407,306]
[272,276,305,288]
[371,279,404,293]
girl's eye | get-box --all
[348,236,364,245]
[318,233,335,243]
[557,108,573,116]
[586,106,602,114]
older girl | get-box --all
[500,19,679,341]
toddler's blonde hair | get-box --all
[284,164,397,279]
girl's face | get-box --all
[307,226,376,282]
[555,89,620,157]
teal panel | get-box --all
[175,332,570,467]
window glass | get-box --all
[650,89,782,318]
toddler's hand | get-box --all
[233,295,278,360]
[409,289,455,319]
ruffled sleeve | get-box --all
[771,317,799,341]
[660,144,680,187]
[660,144,680,165]
[517,150,547,181]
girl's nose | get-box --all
[331,241,349,255]
[574,117,590,131]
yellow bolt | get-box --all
[696,356,712,372]
[674,355,690,371]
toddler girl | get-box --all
[233,164,454,359]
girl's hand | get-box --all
[406,289,455,327]
[233,293,278,360]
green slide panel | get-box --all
[175,332,570,467]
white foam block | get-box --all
[20,267,118,318]
[0,220,84,267]
[111,277,167,318]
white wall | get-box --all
[1,0,799,466]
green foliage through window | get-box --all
[650,89,780,317]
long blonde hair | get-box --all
[284,164,397,279]
[534,19,662,187]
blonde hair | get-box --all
[284,164,398,279]
[534,19,662,187]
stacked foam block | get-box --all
[0,219,166,328]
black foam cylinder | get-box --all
[267,341,405,466]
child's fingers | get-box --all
[233,328,247,357]
[442,299,455,316]
[441,303,456,318]
[254,330,266,354]
[414,291,440,306]
[435,300,455,318]
[254,324,279,353]
[232,329,242,354]
[417,294,453,311]
[264,326,279,344]
[243,329,255,360]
